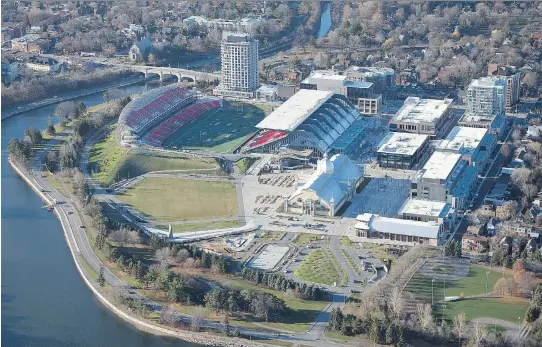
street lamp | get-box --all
[432,279,436,305]
[443,277,446,299]
[518,317,522,331]
[485,271,491,293]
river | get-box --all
[317,2,332,39]
[1,81,201,347]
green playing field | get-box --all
[162,104,265,153]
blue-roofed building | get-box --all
[451,165,479,210]
[286,153,363,216]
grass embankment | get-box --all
[295,249,342,286]
[258,231,286,241]
[362,242,399,262]
[404,265,503,302]
[436,297,530,324]
[156,220,241,233]
[117,177,238,222]
[340,236,358,248]
[294,233,326,246]
[341,249,361,276]
[235,157,257,174]
[88,127,224,186]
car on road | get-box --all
[80,225,85,228]
[68,211,73,215]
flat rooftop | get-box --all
[391,97,453,124]
[459,112,495,124]
[354,214,441,239]
[419,151,462,181]
[438,126,487,154]
[256,89,334,131]
[399,198,448,218]
[377,132,428,156]
[469,77,505,89]
[302,70,346,83]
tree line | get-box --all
[240,267,326,301]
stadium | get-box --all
[117,83,265,153]
[240,89,371,157]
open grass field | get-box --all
[294,249,341,286]
[235,157,257,174]
[404,265,503,302]
[435,297,530,324]
[162,102,265,153]
[88,127,223,186]
[340,236,357,248]
[116,177,238,222]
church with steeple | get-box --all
[285,153,363,217]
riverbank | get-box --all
[1,75,148,120]
[8,157,273,347]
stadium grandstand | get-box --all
[117,84,197,146]
[142,99,222,147]
[240,89,367,157]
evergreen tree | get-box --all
[98,265,106,287]
[46,116,56,136]
[385,324,395,344]
[222,315,230,336]
[526,305,540,323]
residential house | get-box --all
[462,234,490,253]
[500,236,512,255]
[129,37,153,63]
[500,221,532,235]
[467,225,482,236]
[511,237,524,257]
[1,59,19,84]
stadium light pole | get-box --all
[431,279,435,305]
[518,317,521,331]
[485,271,491,293]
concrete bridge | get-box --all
[110,63,221,83]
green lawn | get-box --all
[88,127,223,186]
[404,265,503,302]
[361,242,398,262]
[295,249,341,286]
[163,104,264,153]
[258,231,286,241]
[436,297,530,324]
[155,220,241,233]
[116,177,238,222]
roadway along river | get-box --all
[1,81,201,347]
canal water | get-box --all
[317,2,332,39]
[1,81,200,346]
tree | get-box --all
[46,116,56,136]
[494,277,518,297]
[222,315,230,336]
[314,52,330,69]
[191,307,208,332]
[470,321,488,347]
[160,305,178,326]
[98,265,106,287]
[416,303,434,331]
[500,201,519,221]
[24,127,43,145]
[526,305,540,323]
[7,138,31,164]
[453,312,468,343]
[329,307,344,331]
[501,143,513,158]
[155,247,171,266]
[55,101,77,120]
[390,286,405,319]
[45,151,58,172]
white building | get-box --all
[437,126,491,166]
[411,151,464,202]
[354,213,442,246]
[256,84,279,102]
[466,77,506,116]
[26,56,62,73]
[376,132,429,169]
[300,70,382,115]
[213,32,259,99]
[389,97,454,138]
[286,153,363,216]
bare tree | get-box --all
[155,247,172,266]
[470,321,488,347]
[191,307,208,332]
[160,305,179,326]
[415,303,434,331]
[453,312,468,343]
[500,201,519,221]
[501,143,512,158]
[389,287,405,319]
[174,249,190,264]
[494,277,518,297]
[55,101,77,121]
